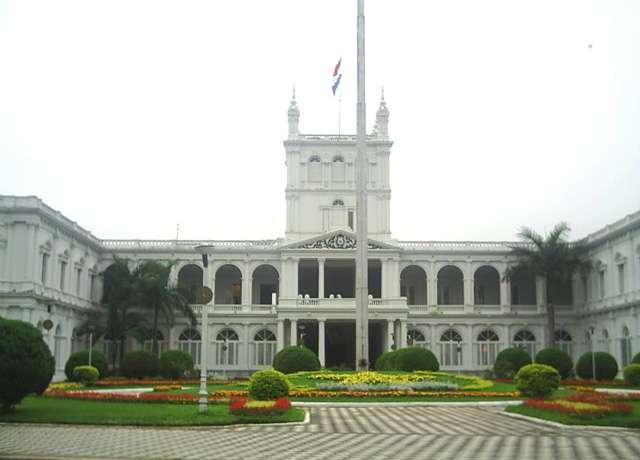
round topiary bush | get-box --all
[535,348,573,379]
[73,365,99,385]
[159,350,194,379]
[248,369,290,400]
[514,363,561,397]
[65,350,108,382]
[493,347,532,379]
[393,347,439,372]
[632,352,640,364]
[374,351,396,371]
[0,318,55,412]
[273,346,321,374]
[120,350,160,378]
[622,364,640,387]
[576,352,618,380]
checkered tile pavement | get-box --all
[1,406,639,460]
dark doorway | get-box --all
[368,321,384,367]
[298,321,318,357]
[325,322,355,369]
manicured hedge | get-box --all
[576,352,618,380]
[393,347,439,372]
[535,348,573,379]
[374,351,396,371]
[623,364,640,387]
[273,346,321,374]
[514,364,561,397]
[0,318,55,411]
[65,350,108,382]
[73,365,99,385]
[632,352,640,365]
[248,369,290,400]
[120,350,160,378]
[159,350,193,379]
[493,347,532,378]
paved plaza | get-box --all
[1,406,639,460]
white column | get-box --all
[500,278,510,306]
[318,319,326,367]
[293,258,299,297]
[381,259,388,299]
[386,319,394,351]
[399,320,407,348]
[276,319,285,351]
[241,276,252,305]
[318,258,325,299]
[290,319,298,346]
[464,278,473,305]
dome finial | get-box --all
[288,85,300,139]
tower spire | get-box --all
[287,86,300,139]
[374,86,390,139]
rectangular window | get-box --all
[41,253,49,285]
[90,274,96,301]
[618,264,625,294]
[599,271,605,299]
[348,210,354,230]
[76,268,82,295]
[60,261,67,291]
[582,276,588,302]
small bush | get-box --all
[493,347,532,378]
[374,351,395,371]
[65,350,108,382]
[73,365,99,385]
[393,347,439,372]
[120,350,160,378]
[159,350,194,379]
[248,369,290,400]
[632,352,640,365]
[535,348,573,379]
[0,318,55,412]
[273,346,320,374]
[623,364,640,387]
[514,364,560,397]
[576,352,618,380]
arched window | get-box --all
[513,329,536,357]
[474,266,500,305]
[554,330,572,357]
[215,328,240,366]
[215,265,242,305]
[621,326,632,366]
[143,330,166,356]
[437,266,464,305]
[601,328,610,353]
[54,324,64,369]
[178,264,203,304]
[332,155,345,182]
[252,329,277,367]
[178,328,201,367]
[407,328,427,348]
[476,329,500,366]
[400,265,427,305]
[308,155,322,182]
[438,328,463,367]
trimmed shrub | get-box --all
[248,369,290,400]
[493,347,532,378]
[535,348,573,379]
[393,347,440,372]
[273,346,320,374]
[159,350,194,379]
[576,352,618,380]
[65,350,108,382]
[73,365,99,385]
[374,351,395,371]
[623,364,640,387]
[514,363,561,397]
[632,352,640,365]
[0,318,55,412]
[120,350,160,378]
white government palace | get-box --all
[1,94,639,379]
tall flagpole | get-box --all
[355,0,369,370]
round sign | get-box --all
[196,286,213,305]
[42,319,54,331]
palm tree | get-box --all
[77,258,147,368]
[504,222,591,348]
[132,260,196,355]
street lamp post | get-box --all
[589,326,596,382]
[198,252,212,414]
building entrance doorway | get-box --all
[325,321,384,369]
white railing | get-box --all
[0,281,94,309]
[278,297,407,308]
[190,304,276,315]
[101,239,281,251]
[395,240,520,252]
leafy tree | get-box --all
[505,223,591,348]
[132,260,196,355]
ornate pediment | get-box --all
[298,233,384,250]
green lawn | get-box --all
[0,397,305,426]
[506,401,640,429]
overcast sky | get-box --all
[1,1,639,242]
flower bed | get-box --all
[43,389,214,405]
[93,378,247,387]
[520,391,639,419]
[210,389,520,399]
[496,378,630,387]
[228,397,291,416]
